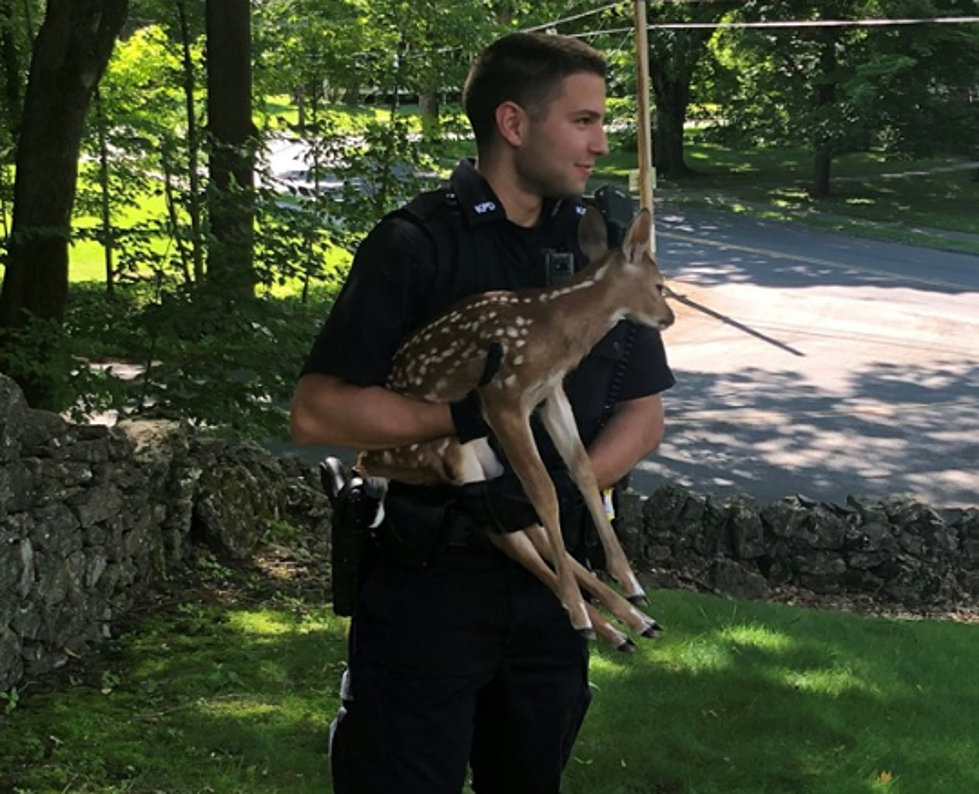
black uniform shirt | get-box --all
[301,159,675,465]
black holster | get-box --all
[320,458,384,617]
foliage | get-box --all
[0,309,128,419]
[63,283,335,439]
[132,291,325,438]
[709,0,979,159]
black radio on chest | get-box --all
[543,249,575,285]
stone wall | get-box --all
[2,370,977,693]
[0,374,329,693]
[617,483,979,608]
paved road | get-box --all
[632,206,979,510]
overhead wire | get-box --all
[522,2,630,34]
[517,0,979,35]
[565,16,979,37]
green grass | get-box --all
[595,141,979,254]
[3,542,978,794]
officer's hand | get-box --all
[449,391,490,443]
[479,471,583,534]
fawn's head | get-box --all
[578,207,675,331]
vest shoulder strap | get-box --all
[390,188,476,316]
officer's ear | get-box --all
[496,101,527,147]
[578,207,608,263]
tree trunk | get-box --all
[205,0,255,298]
[647,25,715,181]
[0,0,129,407]
[809,40,837,198]
[653,100,692,179]
[419,90,440,140]
[94,90,114,296]
[0,0,24,140]
[651,72,696,179]
[812,148,832,198]
[177,0,204,284]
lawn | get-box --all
[3,532,978,794]
[595,142,979,254]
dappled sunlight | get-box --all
[227,609,329,637]
[641,358,979,507]
[657,638,736,674]
[719,623,794,652]
[589,651,644,678]
[778,665,879,698]
[198,697,280,719]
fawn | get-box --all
[359,206,674,648]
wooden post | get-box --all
[633,0,655,252]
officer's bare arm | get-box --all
[587,394,664,489]
[290,372,455,450]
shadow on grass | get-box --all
[2,596,349,794]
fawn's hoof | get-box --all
[627,593,649,606]
[617,638,637,654]
[578,627,598,641]
[641,621,664,639]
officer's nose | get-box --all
[592,125,609,157]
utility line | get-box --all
[522,2,629,34]
[569,16,979,36]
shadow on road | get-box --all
[639,361,979,509]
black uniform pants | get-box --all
[330,548,592,794]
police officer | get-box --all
[291,31,674,794]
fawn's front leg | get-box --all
[521,525,662,640]
[481,397,593,638]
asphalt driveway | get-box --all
[631,207,979,511]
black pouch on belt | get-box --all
[379,481,459,566]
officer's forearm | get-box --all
[587,394,665,488]
[290,373,454,450]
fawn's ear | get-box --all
[623,209,652,262]
[578,207,608,264]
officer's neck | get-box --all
[474,157,542,229]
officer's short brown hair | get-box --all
[463,32,607,149]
